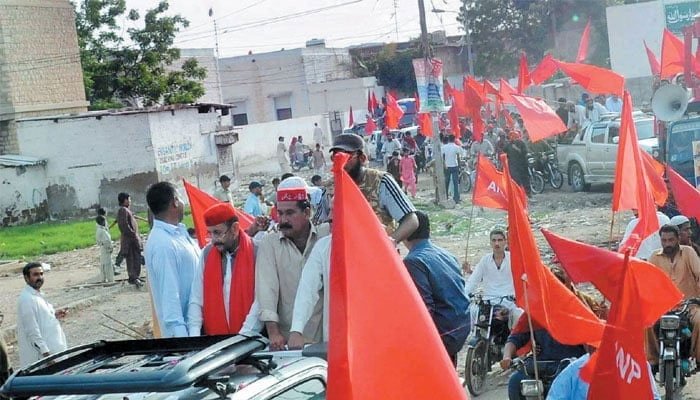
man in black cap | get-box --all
[244,181,265,216]
[212,175,234,204]
[330,133,418,244]
[555,97,569,127]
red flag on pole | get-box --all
[327,153,468,400]
[517,52,532,94]
[575,19,591,63]
[640,150,668,207]
[364,116,377,135]
[466,76,487,101]
[503,154,604,345]
[660,28,686,78]
[371,92,378,112]
[483,79,502,99]
[554,60,625,96]
[444,80,452,101]
[183,180,254,248]
[509,94,567,142]
[499,78,517,104]
[417,113,433,137]
[643,40,661,76]
[385,93,404,129]
[503,109,515,129]
[612,91,659,256]
[348,106,354,127]
[472,154,526,210]
[531,54,558,85]
[448,102,460,137]
[668,165,700,221]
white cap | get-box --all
[278,176,322,205]
[670,215,690,226]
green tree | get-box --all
[74,0,206,109]
[353,43,422,95]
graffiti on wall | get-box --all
[156,142,193,174]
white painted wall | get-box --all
[0,164,47,226]
[307,77,383,122]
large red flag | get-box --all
[472,154,525,210]
[499,78,517,104]
[517,53,532,94]
[371,92,378,112]
[183,180,254,248]
[348,106,354,127]
[640,150,668,207]
[580,257,657,399]
[643,40,661,76]
[385,93,404,129]
[503,155,605,345]
[554,60,625,96]
[450,87,468,117]
[660,28,686,78]
[668,165,700,221]
[483,79,502,99]
[364,116,377,135]
[576,19,591,63]
[465,76,487,101]
[612,92,659,256]
[510,94,567,142]
[503,109,515,129]
[327,153,468,399]
[542,228,683,327]
[417,113,433,137]
[448,102,460,137]
[531,54,558,85]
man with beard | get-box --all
[671,215,700,256]
[505,130,531,197]
[187,203,262,336]
[647,224,700,368]
[144,182,201,337]
[255,177,329,350]
[17,262,67,368]
[329,133,418,242]
[117,192,143,287]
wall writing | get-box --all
[156,142,193,174]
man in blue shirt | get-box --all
[402,211,469,364]
[244,181,264,216]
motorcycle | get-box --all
[464,293,512,396]
[656,297,700,400]
[510,357,574,399]
[527,154,545,194]
[538,151,564,189]
[291,145,313,171]
[459,155,473,193]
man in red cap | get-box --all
[187,202,262,336]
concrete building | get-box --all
[0,0,89,155]
[170,48,223,104]
[1,104,235,223]
[219,40,382,125]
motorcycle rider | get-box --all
[465,229,523,328]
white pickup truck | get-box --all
[557,113,659,191]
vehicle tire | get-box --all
[461,171,472,193]
[530,172,545,194]
[664,361,674,400]
[549,165,564,189]
[569,163,587,192]
[464,339,488,396]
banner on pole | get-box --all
[412,58,445,112]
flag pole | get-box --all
[608,210,616,250]
[462,201,476,274]
[521,273,542,400]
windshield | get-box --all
[667,121,700,183]
[635,120,655,140]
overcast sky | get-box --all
[124,0,465,58]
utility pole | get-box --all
[418,0,447,204]
[463,5,474,76]
[209,8,223,103]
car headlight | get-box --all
[520,380,543,396]
[660,315,680,330]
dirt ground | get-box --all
[1,164,698,399]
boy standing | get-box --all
[95,216,115,283]
[312,143,326,175]
[399,148,417,198]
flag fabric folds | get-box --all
[531,54,558,85]
[575,19,591,63]
[640,150,668,207]
[499,78,517,104]
[503,155,605,346]
[364,116,377,135]
[326,153,468,400]
[554,60,625,96]
[371,92,378,113]
[417,113,433,137]
[517,53,532,94]
[660,28,687,78]
[510,94,567,142]
[472,154,525,211]
[643,40,661,76]
[385,93,404,129]
[611,91,659,256]
[668,165,700,221]
[448,102,460,137]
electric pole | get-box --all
[209,8,223,103]
[417,0,447,204]
[463,5,474,76]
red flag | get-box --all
[472,114,484,143]
[542,228,683,326]
[371,92,378,112]
[554,60,625,96]
[183,180,254,248]
[503,154,604,345]
[531,54,558,85]
[660,28,686,78]
[640,150,668,207]
[503,109,515,129]
[643,40,661,76]
[444,80,452,101]
[510,94,567,142]
[450,87,468,117]
[612,91,659,256]
[668,165,700,221]
[499,78,517,104]
[466,76,487,101]
[517,52,532,94]
[448,102,460,137]
[364,116,377,135]
[327,153,467,399]
[348,106,354,127]
[472,154,525,210]
[417,113,433,137]
[483,79,501,99]
[385,93,404,129]
[576,19,591,63]
[367,91,372,113]
[580,256,657,399]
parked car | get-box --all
[0,335,328,400]
[557,113,658,191]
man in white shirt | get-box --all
[441,134,461,203]
[382,133,402,167]
[620,210,670,260]
[17,262,67,368]
[313,123,328,149]
[145,182,201,337]
[605,94,623,113]
[465,229,522,328]
[188,203,263,336]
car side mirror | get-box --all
[612,136,620,144]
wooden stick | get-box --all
[608,210,616,250]
[101,313,146,339]
[100,323,140,340]
[462,202,476,274]
[522,274,542,400]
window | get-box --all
[274,95,292,121]
[590,126,606,144]
[233,113,248,126]
[268,378,326,400]
[607,125,620,144]
[232,101,248,126]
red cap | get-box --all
[277,188,308,202]
[204,202,237,226]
